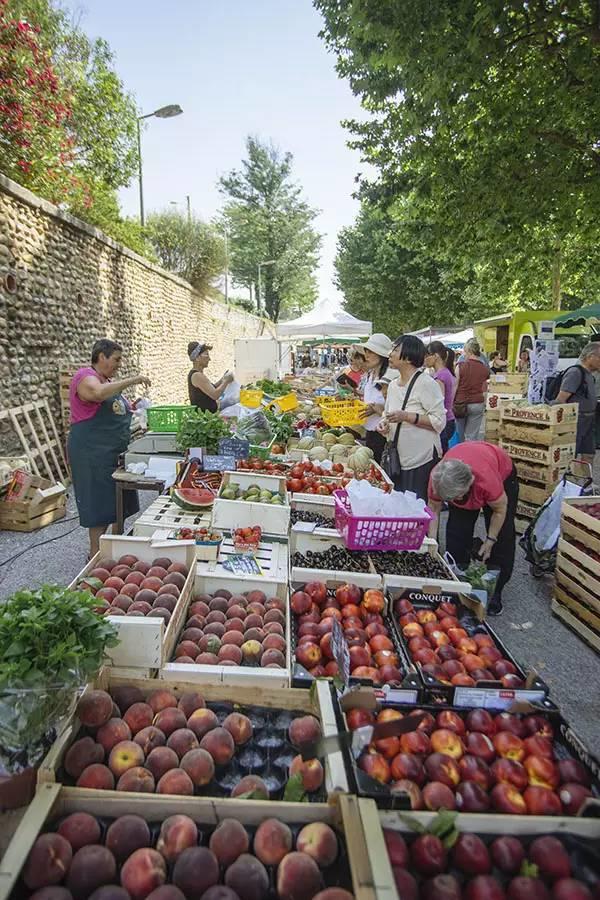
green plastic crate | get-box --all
[146,405,192,433]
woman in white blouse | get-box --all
[378,334,446,499]
[358,333,393,463]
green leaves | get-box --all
[176,409,232,454]
[283,772,307,802]
[146,211,227,295]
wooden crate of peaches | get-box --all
[338,695,600,817]
[289,580,417,690]
[38,672,349,804]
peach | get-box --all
[465,732,496,763]
[66,845,116,899]
[123,702,154,735]
[261,648,286,667]
[491,782,527,814]
[289,715,321,748]
[76,763,115,790]
[155,595,177,613]
[157,768,194,795]
[290,755,324,792]
[559,782,593,815]
[276,852,322,900]
[189,600,210,617]
[116,766,155,793]
[558,758,591,786]
[87,888,131,900]
[430,729,464,759]
[218,644,243,665]
[153,707,187,736]
[491,758,529,791]
[113,592,134,608]
[221,630,244,647]
[195,652,219,665]
[57,812,101,851]
[225,854,270,900]
[187,707,218,738]
[178,692,206,717]
[121,848,166,900]
[209,818,250,867]
[390,753,426,785]
[106,815,151,862]
[145,746,179,781]
[422,781,456,811]
[264,608,285,626]
[134,725,166,756]
[524,785,562,815]
[22,834,72,890]
[252,818,292,866]
[523,755,560,789]
[399,731,431,756]
[243,627,264,644]
[262,633,287,653]
[493,731,525,761]
[156,815,198,864]
[164,571,186,589]
[230,774,269,799]
[436,710,466,735]
[109,740,145,776]
[96,718,132,754]
[222,712,253,745]
[65,736,104,778]
[141,576,163,593]
[200,727,235,765]
[523,735,554,759]
[172,847,219,898]
[135,589,158,607]
[77,689,113,728]
[459,754,492,790]
[96,588,118,605]
[425,752,460,787]
[167,728,199,759]
[241,639,263,663]
[181,748,215,787]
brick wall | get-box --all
[0,175,274,453]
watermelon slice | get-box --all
[172,487,215,510]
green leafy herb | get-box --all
[265,409,295,443]
[0,585,119,769]
[176,409,232,453]
[283,772,307,802]
[249,379,291,397]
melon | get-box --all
[172,488,215,510]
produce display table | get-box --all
[111,468,167,534]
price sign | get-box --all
[203,455,236,471]
[330,617,350,691]
[219,437,250,459]
[453,687,547,710]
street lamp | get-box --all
[137,104,183,227]
[257,259,275,313]
[170,195,192,225]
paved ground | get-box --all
[1,485,598,750]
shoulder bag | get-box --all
[381,370,423,481]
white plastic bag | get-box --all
[532,478,583,551]
[221,379,241,410]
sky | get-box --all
[63,0,364,306]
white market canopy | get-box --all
[276,299,372,340]
[429,327,474,348]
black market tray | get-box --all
[387,590,549,707]
[288,583,421,702]
[333,695,600,812]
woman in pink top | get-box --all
[68,339,150,557]
[428,442,518,616]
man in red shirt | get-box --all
[428,442,518,615]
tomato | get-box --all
[303,486,315,494]
[291,465,304,479]
[289,478,304,492]
[332,463,344,473]
[286,479,294,491]
[312,466,322,475]
[316,485,330,495]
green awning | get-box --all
[555,304,600,327]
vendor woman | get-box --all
[68,339,150,558]
[188,341,234,411]
[428,441,518,616]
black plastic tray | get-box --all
[335,696,600,812]
[387,590,549,707]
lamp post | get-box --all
[257,259,275,313]
[137,104,183,227]
[170,195,192,225]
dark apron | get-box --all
[68,393,139,528]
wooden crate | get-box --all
[562,496,600,537]
[161,573,291,687]
[500,400,579,426]
[489,372,529,391]
[500,439,576,467]
[486,392,517,411]
[37,670,349,799]
[555,575,600,628]
[0,786,376,900]
[557,538,600,595]
[69,535,196,676]
[502,421,578,447]
[518,479,553,507]
[367,800,600,899]
[0,484,66,532]
[133,496,212,538]
[515,459,566,487]
[552,596,600,655]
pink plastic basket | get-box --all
[333,489,433,551]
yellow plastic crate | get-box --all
[272,391,298,412]
[319,397,367,426]
[240,388,264,408]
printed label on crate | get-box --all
[331,617,350,690]
[292,521,317,533]
[393,587,463,604]
[203,455,236,471]
[453,687,547,710]
[222,554,263,576]
[218,438,250,459]
[374,686,420,705]
[558,721,600,781]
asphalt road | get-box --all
[0,486,598,750]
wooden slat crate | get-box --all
[514,459,566,487]
[0,478,66,532]
[69,535,196,676]
[518,479,553,507]
[555,571,600,623]
[552,596,600,655]
[500,400,579,426]
[0,786,376,900]
[489,372,529,391]
[502,421,578,447]
[37,670,349,800]
[500,439,576,467]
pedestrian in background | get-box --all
[425,341,457,453]
[358,333,393,463]
[453,338,489,442]
[554,342,600,463]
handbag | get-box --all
[382,370,423,480]
[453,399,467,419]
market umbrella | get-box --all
[554,304,600,327]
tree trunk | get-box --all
[552,240,562,309]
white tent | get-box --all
[276,299,372,339]
[430,327,474,348]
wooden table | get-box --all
[112,469,167,535]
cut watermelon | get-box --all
[172,487,215,510]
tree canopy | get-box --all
[146,210,226,296]
[315,0,600,311]
[219,136,322,321]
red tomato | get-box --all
[332,463,344,473]
[291,465,304,479]
[289,478,304,492]
[316,485,330,495]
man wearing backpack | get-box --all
[553,343,600,463]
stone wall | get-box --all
[0,175,274,453]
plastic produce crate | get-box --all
[146,405,192,433]
[317,397,368,427]
[334,489,433,551]
[239,388,264,408]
